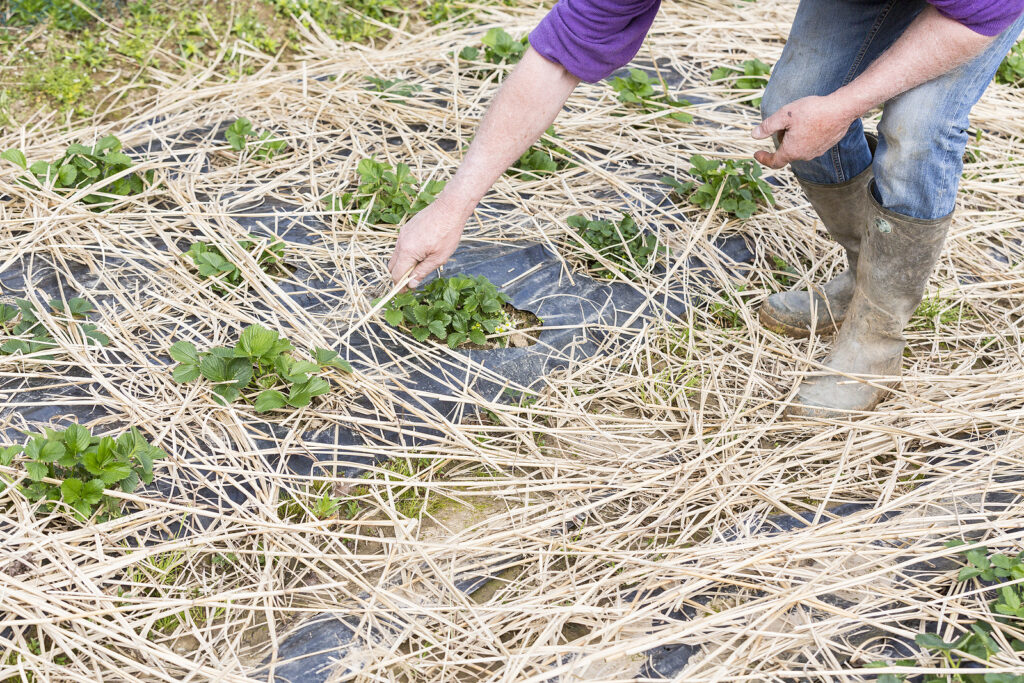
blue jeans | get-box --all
[761,0,1024,219]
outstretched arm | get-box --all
[752,5,997,168]
[387,48,580,288]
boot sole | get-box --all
[783,394,885,420]
[758,306,840,340]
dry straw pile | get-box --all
[1,0,1022,680]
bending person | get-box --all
[387,0,1024,418]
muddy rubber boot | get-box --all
[759,137,877,338]
[786,183,952,418]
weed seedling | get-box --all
[610,68,692,122]
[458,28,527,76]
[0,296,108,357]
[332,157,445,225]
[377,274,513,348]
[224,117,287,161]
[1,424,165,523]
[169,324,352,411]
[4,0,101,30]
[1,135,153,211]
[710,58,771,107]
[996,39,1024,86]
[185,235,287,294]
[661,154,775,220]
[567,213,662,279]
[267,0,401,43]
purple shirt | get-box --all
[530,0,1024,82]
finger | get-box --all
[408,256,443,290]
[751,110,789,140]
[389,251,418,286]
[754,148,790,170]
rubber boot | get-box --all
[786,182,952,418]
[759,136,877,338]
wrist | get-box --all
[828,85,872,123]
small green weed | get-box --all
[185,235,287,294]
[224,117,287,161]
[911,296,972,332]
[230,12,279,54]
[507,127,573,179]
[458,28,527,75]
[377,274,513,348]
[277,480,345,521]
[25,61,93,111]
[996,39,1024,86]
[266,0,400,44]
[1,135,153,211]
[610,68,692,122]
[567,213,661,279]
[365,76,421,101]
[769,254,802,290]
[661,154,775,220]
[0,296,108,357]
[4,0,101,30]
[708,286,748,328]
[710,58,771,107]
[169,324,352,411]
[331,157,445,225]
[1,424,165,523]
[869,542,1024,682]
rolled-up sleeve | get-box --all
[926,0,1024,36]
[528,0,662,82]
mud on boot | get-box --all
[786,182,952,418]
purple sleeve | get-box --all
[528,0,662,82]
[926,0,1024,35]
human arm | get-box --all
[751,5,1002,169]
[387,0,663,287]
[387,48,579,288]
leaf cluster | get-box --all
[996,39,1024,86]
[507,127,573,180]
[0,424,166,522]
[568,213,661,279]
[4,0,101,30]
[710,58,771,107]
[1,135,153,211]
[224,117,287,161]
[0,296,108,357]
[365,76,421,101]
[185,235,287,294]
[610,69,692,123]
[266,0,401,43]
[377,275,512,348]
[458,28,527,75]
[334,157,445,225]
[897,542,1024,683]
[661,154,775,220]
[169,324,352,412]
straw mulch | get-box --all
[1,0,1022,680]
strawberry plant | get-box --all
[458,28,527,76]
[185,235,287,294]
[224,117,287,161]
[365,76,421,101]
[1,135,153,211]
[996,39,1024,86]
[377,275,514,348]
[661,154,775,220]
[507,127,573,180]
[568,214,662,279]
[0,424,166,523]
[868,542,1024,683]
[610,69,692,123]
[0,296,108,357]
[169,324,352,412]
[331,157,445,225]
[710,58,771,107]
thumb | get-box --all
[754,148,789,170]
[407,257,443,290]
[751,110,789,140]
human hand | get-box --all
[751,95,856,169]
[387,195,468,289]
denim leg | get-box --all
[762,0,927,184]
[873,12,1024,219]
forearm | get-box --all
[439,47,580,217]
[830,6,995,119]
